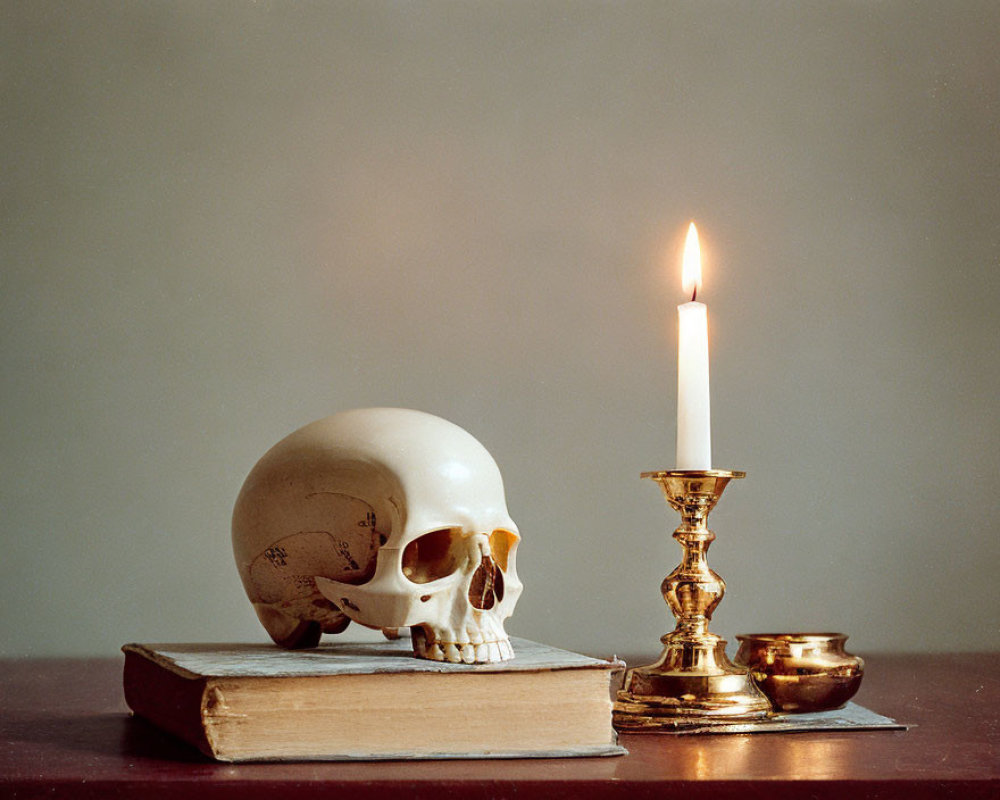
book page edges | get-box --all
[205,668,619,761]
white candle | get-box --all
[676,222,711,470]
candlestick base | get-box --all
[612,470,771,731]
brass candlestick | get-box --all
[613,469,770,731]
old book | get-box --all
[122,637,626,762]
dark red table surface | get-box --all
[1,651,996,799]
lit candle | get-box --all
[676,222,711,470]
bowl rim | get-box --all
[735,632,849,644]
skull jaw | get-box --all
[316,572,517,665]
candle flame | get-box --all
[682,221,702,300]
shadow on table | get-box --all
[5,711,211,763]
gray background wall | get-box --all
[3,1,998,658]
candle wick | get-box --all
[691,287,697,303]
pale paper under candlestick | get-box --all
[676,300,711,469]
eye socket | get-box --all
[402,529,460,584]
[489,529,518,572]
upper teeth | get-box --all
[415,637,514,664]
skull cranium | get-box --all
[232,408,522,663]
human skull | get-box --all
[232,408,522,663]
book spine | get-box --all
[122,649,216,759]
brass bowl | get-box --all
[734,633,864,713]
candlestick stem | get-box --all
[613,469,770,731]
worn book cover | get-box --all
[123,637,627,762]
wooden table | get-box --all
[1,652,996,799]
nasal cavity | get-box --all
[468,555,497,610]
